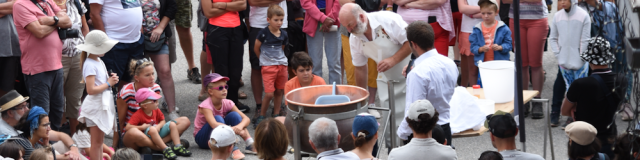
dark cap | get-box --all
[484,110,518,138]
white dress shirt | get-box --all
[398,49,459,140]
[349,11,408,67]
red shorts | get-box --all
[261,65,288,93]
[450,12,463,46]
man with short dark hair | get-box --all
[13,0,72,131]
[486,110,544,160]
[389,100,457,160]
[400,20,458,146]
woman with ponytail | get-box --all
[349,113,380,160]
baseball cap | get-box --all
[478,0,499,7]
[135,88,163,103]
[485,110,518,138]
[352,113,379,138]
[203,73,230,89]
[565,121,598,146]
[210,125,237,148]
[408,100,436,121]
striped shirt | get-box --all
[397,1,455,40]
[11,136,33,160]
[118,83,162,127]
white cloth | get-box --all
[399,49,458,140]
[0,119,18,136]
[72,130,91,155]
[449,87,487,133]
[78,58,116,134]
[349,11,408,67]
[316,148,360,160]
[460,0,500,33]
[248,2,288,28]
[89,0,142,43]
[388,138,457,160]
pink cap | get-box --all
[135,88,162,103]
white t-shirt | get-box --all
[83,58,108,86]
[72,130,91,155]
[249,1,288,28]
[460,0,500,33]
[89,0,143,43]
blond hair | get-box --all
[29,147,53,160]
[128,59,155,80]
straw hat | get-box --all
[76,30,119,55]
[0,90,29,112]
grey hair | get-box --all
[112,148,140,160]
[351,4,365,20]
[308,117,340,152]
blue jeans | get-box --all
[194,112,242,149]
[550,68,566,124]
[306,30,342,84]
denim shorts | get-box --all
[145,44,170,55]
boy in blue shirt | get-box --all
[253,5,289,126]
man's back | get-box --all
[89,0,142,43]
[388,138,457,160]
[566,70,621,137]
[500,150,544,160]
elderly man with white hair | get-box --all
[338,3,412,148]
[308,117,360,160]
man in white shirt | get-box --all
[399,20,458,145]
[389,100,457,160]
[338,3,412,148]
[309,117,360,160]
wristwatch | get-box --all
[52,16,59,26]
[69,144,78,148]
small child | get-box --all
[469,0,512,84]
[208,125,236,160]
[253,4,289,125]
[111,148,140,160]
[125,88,192,160]
[29,147,54,160]
[284,52,326,98]
[194,73,255,159]
[72,122,114,160]
[76,30,119,160]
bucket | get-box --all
[478,60,514,103]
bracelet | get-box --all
[69,144,78,148]
[107,83,111,88]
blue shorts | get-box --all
[101,35,144,82]
[145,120,177,138]
[145,44,170,55]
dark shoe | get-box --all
[254,116,266,128]
[237,102,250,113]
[139,147,154,155]
[523,102,531,118]
[172,145,192,157]
[238,91,248,99]
[561,117,574,130]
[167,139,190,149]
[163,147,177,160]
[531,102,544,119]
[252,104,262,124]
[550,112,560,127]
[188,68,202,84]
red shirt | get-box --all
[13,0,63,75]
[127,108,165,127]
[118,83,162,125]
[207,0,239,28]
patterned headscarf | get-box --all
[580,36,616,65]
[26,106,47,137]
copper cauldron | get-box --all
[284,85,369,155]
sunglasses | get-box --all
[135,58,152,69]
[141,100,158,105]
[212,85,229,91]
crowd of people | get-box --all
[0,0,632,157]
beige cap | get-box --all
[408,100,436,121]
[478,0,499,7]
[565,121,598,146]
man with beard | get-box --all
[338,3,411,148]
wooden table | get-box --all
[452,87,539,137]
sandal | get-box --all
[239,91,248,99]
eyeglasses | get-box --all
[12,102,29,111]
[213,85,229,91]
[135,58,151,70]
[141,100,158,105]
[40,122,51,129]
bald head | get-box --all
[338,3,367,34]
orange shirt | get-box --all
[284,75,326,104]
[481,20,498,62]
[208,0,240,28]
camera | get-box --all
[58,28,80,40]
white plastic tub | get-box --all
[478,60,515,103]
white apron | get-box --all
[360,27,410,147]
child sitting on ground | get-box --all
[469,0,512,84]
[72,122,115,160]
[208,125,237,160]
[253,5,289,125]
[29,147,54,160]
[125,88,192,160]
[194,73,255,159]
[284,52,326,99]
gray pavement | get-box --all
[99,2,636,159]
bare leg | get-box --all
[150,54,176,112]
[90,127,105,160]
[146,126,169,150]
[252,69,264,107]
[175,26,195,69]
[162,117,191,143]
[168,122,181,145]
[261,92,274,116]
[521,66,530,90]
[273,89,284,115]
[530,66,544,98]
[200,51,213,96]
[69,119,78,136]
[123,128,162,151]
[368,87,377,105]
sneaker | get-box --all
[368,104,381,119]
[167,139,190,149]
[161,101,179,113]
[244,145,257,155]
[231,149,245,160]
[188,68,202,84]
[254,116,266,128]
[523,102,531,118]
[531,102,544,119]
[168,112,179,121]
[172,145,192,156]
[237,102,250,113]
[163,147,177,160]
[561,117,574,130]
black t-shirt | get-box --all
[566,69,621,138]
